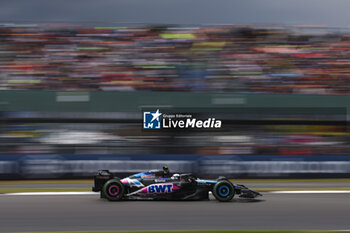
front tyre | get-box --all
[212,180,235,202]
[102,179,125,201]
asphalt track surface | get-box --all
[1,193,350,232]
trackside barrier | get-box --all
[0,154,350,179]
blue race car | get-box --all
[92,166,262,202]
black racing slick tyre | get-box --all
[102,179,125,201]
[212,180,235,202]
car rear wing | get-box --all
[92,170,114,192]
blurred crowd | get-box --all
[2,24,350,93]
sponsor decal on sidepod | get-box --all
[142,183,180,193]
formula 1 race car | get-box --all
[92,166,262,202]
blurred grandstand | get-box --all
[0,120,349,156]
[1,24,350,178]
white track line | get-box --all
[0,192,98,196]
[0,190,350,196]
[266,190,350,194]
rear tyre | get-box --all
[212,180,235,202]
[102,179,125,201]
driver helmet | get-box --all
[163,166,170,176]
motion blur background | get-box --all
[1,0,350,179]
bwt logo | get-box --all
[147,184,173,193]
[143,109,162,129]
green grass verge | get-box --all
[18,230,339,233]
